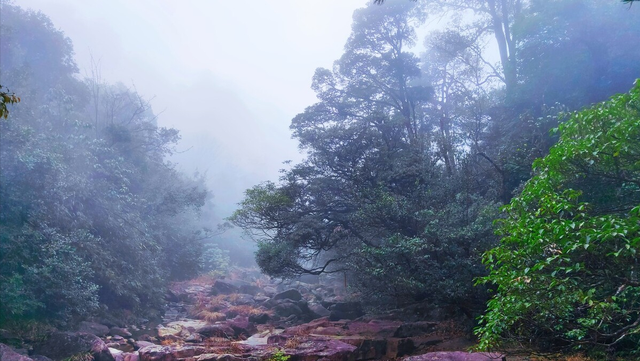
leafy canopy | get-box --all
[476,80,640,353]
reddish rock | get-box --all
[138,346,175,361]
[403,352,505,361]
[394,322,438,338]
[285,339,357,361]
[0,344,33,361]
[195,324,235,338]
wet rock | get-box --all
[227,316,256,338]
[138,345,175,361]
[0,344,33,361]
[33,331,114,361]
[239,284,262,296]
[231,294,255,306]
[393,322,438,338]
[308,302,330,318]
[328,302,363,321]
[274,301,302,318]
[123,353,139,361]
[263,287,277,297]
[78,321,110,337]
[248,313,270,324]
[273,289,302,302]
[195,324,235,338]
[386,338,415,358]
[109,328,132,338]
[285,339,357,361]
[211,280,239,295]
[403,352,505,361]
[171,346,206,359]
[134,341,154,350]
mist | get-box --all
[1,0,640,359]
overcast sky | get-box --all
[17,0,371,219]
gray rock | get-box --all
[134,341,155,350]
[328,302,364,321]
[195,324,234,338]
[0,344,33,361]
[394,322,438,338]
[274,301,302,317]
[137,345,175,361]
[308,302,331,318]
[78,321,110,337]
[33,332,115,361]
[273,289,302,302]
[109,327,132,338]
[210,280,239,295]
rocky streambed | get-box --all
[0,274,504,361]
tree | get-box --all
[232,1,499,308]
[0,85,20,118]
[476,80,640,354]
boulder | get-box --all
[286,339,357,361]
[248,313,270,324]
[328,302,364,321]
[33,332,115,361]
[137,346,175,361]
[403,352,505,361]
[238,284,262,296]
[230,294,254,306]
[30,356,52,361]
[263,286,277,297]
[210,280,239,295]
[308,302,331,318]
[273,289,302,302]
[394,322,438,338]
[274,301,302,318]
[78,322,110,337]
[195,324,234,338]
[0,344,33,361]
[134,341,154,350]
[109,327,132,338]
[227,316,256,338]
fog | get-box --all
[17,0,366,218]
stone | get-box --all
[274,301,302,318]
[0,344,33,361]
[393,322,438,338]
[33,332,115,361]
[78,321,110,337]
[227,316,256,338]
[109,328,132,338]
[210,280,239,295]
[30,356,52,361]
[248,313,270,324]
[286,339,357,361]
[403,352,505,361]
[134,341,155,350]
[308,302,331,318]
[328,302,364,321]
[137,346,175,361]
[195,324,235,338]
[272,289,302,302]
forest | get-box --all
[0,0,639,360]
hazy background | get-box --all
[17,0,370,221]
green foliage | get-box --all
[0,4,212,326]
[0,85,20,118]
[201,243,230,277]
[267,350,290,361]
[476,81,640,354]
[232,2,499,309]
